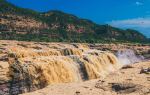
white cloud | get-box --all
[109,18,150,28]
[108,18,150,38]
[135,1,143,6]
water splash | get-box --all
[116,49,144,65]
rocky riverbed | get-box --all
[0,40,149,95]
[22,61,150,95]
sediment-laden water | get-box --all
[0,41,122,95]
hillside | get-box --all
[0,0,148,43]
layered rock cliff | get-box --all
[0,0,148,43]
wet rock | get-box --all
[140,68,150,74]
[75,91,80,95]
[0,55,8,61]
[121,65,134,69]
[111,83,142,94]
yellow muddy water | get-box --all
[1,42,121,85]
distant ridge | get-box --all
[0,0,148,43]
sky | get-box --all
[6,0,150,38]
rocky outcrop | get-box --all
[0,40,121,95]
[0,14,49,34]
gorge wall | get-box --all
[0,41,121,95]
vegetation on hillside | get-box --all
[0,0,149,43]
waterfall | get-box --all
[0,43,121,95]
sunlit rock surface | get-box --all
[0,40,121,95]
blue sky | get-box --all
[6,0,150,38]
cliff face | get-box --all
[0,14,48,33]
[0,40,121,95]
[0,0,148,42]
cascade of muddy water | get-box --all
[0,43,121,95]
[116,49,144,65]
